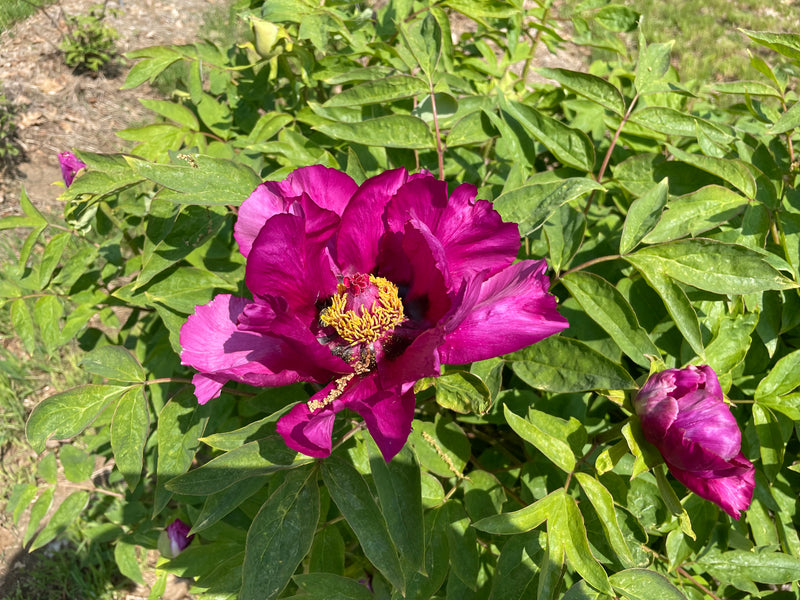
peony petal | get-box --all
[278,165,358,216]
[670,389,741,461]
[180,295,306,403]
[234,166,356,258]
[234,182,289,258]
[386,175,520,283]
[246,213,338,319]
[438,260,569,364]
[276,400,338,458]
[347,382,416,461]
[667,452,755,519]
[336,168,408,274]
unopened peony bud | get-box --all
[158,518,194,558]
[634,365,755,519]
[58,151,87,187]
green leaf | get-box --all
[192,475,269,534]
[562,272,659,367]
[34,295,63,353]
[741,29,800,62]
[626,239,796,295]
[325,75,428,107]
[115,540,145,585]
[399,12,442,77]
[368,443,424,578]
[122,50,182,89]
[24,487,54,547]
[642,185,750,244]
[509,336,636,392]
[6,484,37,525]
[446,109,498,147]
[81,345,146,382]
[293,573,374,600]
[18,224,47,268]
[315,115,435,149]
[59,444,95,483]
[622,421,664,478]
[595,5,640,32]
[488,532,541,600]
[126,154,261,205]
[538,67,626,116]
[575,473,636,568]
[432,371,491,414]
[502,98,596,171]
[19,185,47,222]
[626,264,704,357]
[408,415,470,479]
[668,147,757,198]
[309,526,346,576]
[634,38,674,95]
[154,390,209,516]
[710,80,782,98]
[755,349,800,399]
[544,204,586,273]
[630,106,733,144]
[111,387,150,490]
[321,456,405,593]
[443,0,517,19]
[702,312,756,376]
[142,266,235,314]
[620,178,669,254]
[770,100,800,134]
[473,489,564,535]
[550,492,612,594]
[241,465,319,600]
[504,405,577,473]
[29,491,89,552]
[26,385,127,453]
[140,98,199,129]
[753,404,785,481]
[10,298,35,355]
[697,549,800,592]
[442,500,480,590]
[493,177,603,236]
[38,232,70,288]
[166,437,304,495]
[609,568,688,600]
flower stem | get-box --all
[584,93,640,215]
[429,78,446,180]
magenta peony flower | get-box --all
[159,518,194,557]
[180,166,568,460]
[58,151,87,187]
[634,365,755,519]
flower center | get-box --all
[320,273,405,345]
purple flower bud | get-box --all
[158,519,194,557]
[634,365,755,519]
[58,151,87,187]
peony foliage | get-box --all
[4,1,800,598]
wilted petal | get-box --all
[438,260,569,364]
[668,452,755,519]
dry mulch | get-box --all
[0,0,227,597]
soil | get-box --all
[0,1,228,597]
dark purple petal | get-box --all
[668,452,755,519]
[336,168,408,274]
[246,213,338,320]
[438,260,569,364]
[385,175,520,283]
[59,151,86,187]
[167,519,194,553]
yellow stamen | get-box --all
[320,275,405,345]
